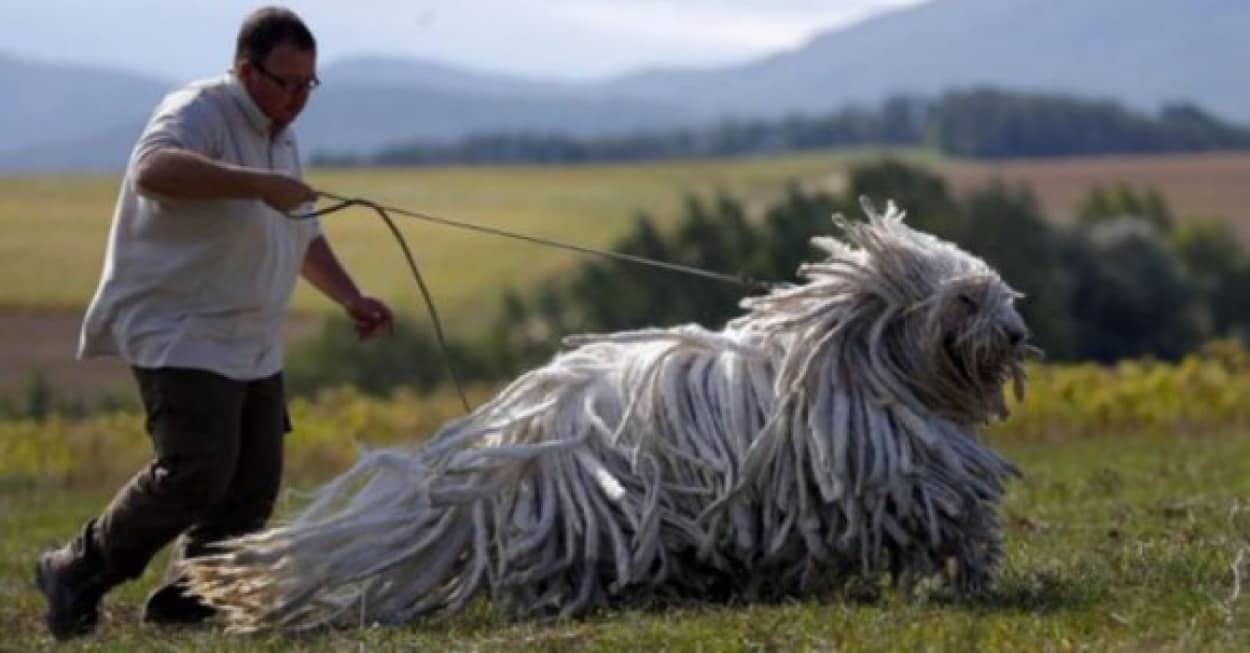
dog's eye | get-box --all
[958,294,979,310]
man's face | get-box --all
[236,41,317,130]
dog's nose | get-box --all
[1007,327,1028,346]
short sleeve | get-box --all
[132,89,221,165]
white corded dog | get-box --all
[187,198,1035,631]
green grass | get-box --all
[5,430,1248,651]
[0,149,929,321]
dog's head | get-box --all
[738,197,1037,424]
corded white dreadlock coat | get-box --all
[187,199,1034,631]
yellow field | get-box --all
[4,149,1249,320]
[0,150,886,320]
[4,149,1250,396]
[0,149,897,394]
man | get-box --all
[34,7,394,639]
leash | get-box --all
[304,192,773,292]
[291,194,471,413]
[291,191,776,413]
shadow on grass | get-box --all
[187,567,1100,648]
[924,568,1103,615]
[624,565,1101,618]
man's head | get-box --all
[233,7,317,130]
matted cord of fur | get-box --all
[186,197,1036,631]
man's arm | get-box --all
[303,235,394,340]
[134,148,313,212]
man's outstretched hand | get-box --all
[344,295,394,341]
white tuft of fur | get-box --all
[186,197,1032,631]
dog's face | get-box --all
[834,203,1037,423]
[906,273,1035,422]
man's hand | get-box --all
[257,173,316,213]
[344,295,395,341]
[302,238,392,340]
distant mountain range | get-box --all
[3,0,1247,171]
[590,0,1248,121]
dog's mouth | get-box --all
[945,332,1041,418]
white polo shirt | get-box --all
[78,73,322,380]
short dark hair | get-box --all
[235,7,316,63]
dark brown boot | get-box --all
[33,541,115,640]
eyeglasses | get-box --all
[251,60,320,93]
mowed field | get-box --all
[4,346,1250,649]
[4,430,1249,650]
[2,149,1249,396]
[945,151,1250,240]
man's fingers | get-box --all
[352,316,389,340]
[347,297,394,341]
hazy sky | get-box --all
[0,0,927,81]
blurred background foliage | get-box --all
[271,159,1250,400]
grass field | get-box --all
[3,349,1250,649]
[5,150,1250,650]
[4,430,1248,651]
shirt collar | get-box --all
[226,72,281,138]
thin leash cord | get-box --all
[307,191,774,293]
[292,196,472,413]
[291,191,776,414]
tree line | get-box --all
[311,89,1250,166]
[286,160,1250,397]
